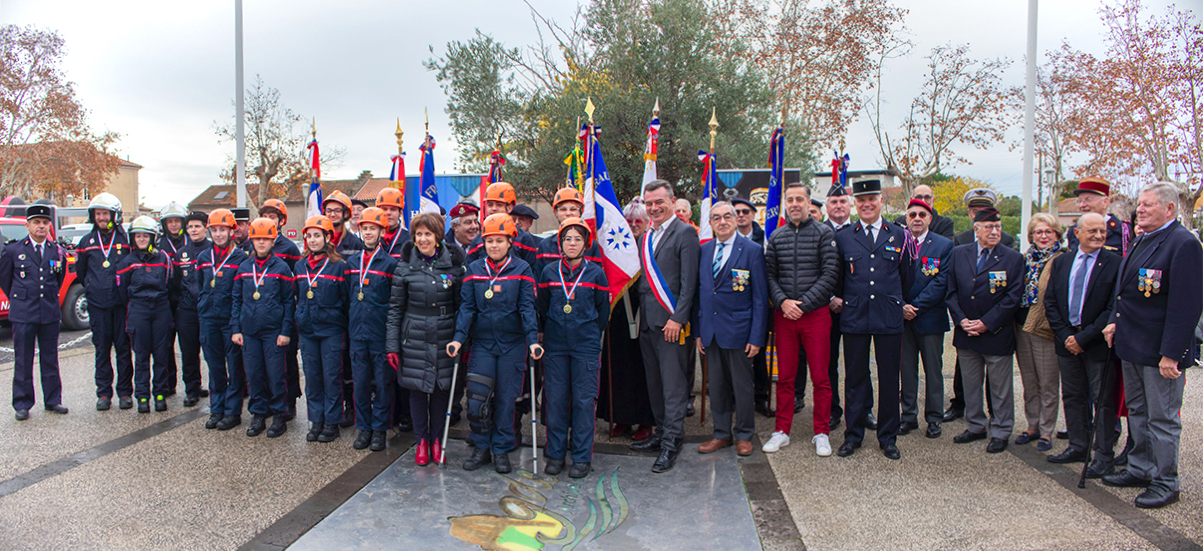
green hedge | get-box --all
[947,215,1021,238]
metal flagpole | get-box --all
[701,108,718,426]
[1020,0,1038,251]
[606,331,614,441]
[234,0,246,208]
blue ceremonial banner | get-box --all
[764,127,785,237]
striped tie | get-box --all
[713,242,725,281]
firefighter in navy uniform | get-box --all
[464,183,539,267]
[321,190,365,256]
[295,215,350,443]
[157,202,188,397]
[534,188,603,277]
[448,213,543,474]
[175,210,212,406]
[537,217,610,479]
[197,209,249,430]
[256,199,303,421]
[75,192,134,411]
[831,179,916,460]
[374,187,413,432]
[345,207,399,451]
[0,204,69,420]
[116,216,176,413]
[231,218,296,439]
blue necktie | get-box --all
[1069,254,1089,326]
[713,242,725,281]
[976,248,989,273]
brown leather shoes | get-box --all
[736,440,753,456]
[697,438,732,454]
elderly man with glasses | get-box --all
[1065,177,1132,254]
[893,184,955,240]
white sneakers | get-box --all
[812,433,832,457]
[762,431,790,453]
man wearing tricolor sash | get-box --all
[631,180,700,474]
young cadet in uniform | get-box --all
[176,210,212,407]
[197,209,249,430]
[832,180,916,460]
[535,188,602,276]
[116,216,175,413]
[448,213,543,474]
[386,212,467,466]
[256,199,303,420]
[345,207,399,451]
[321,190,365,256]
[295,216,350,443]
[464,182,539,267]
[158,202,188,397]
[538,217,610,479]
[0,204,69,420]
[231,218,295,439]
[75,193,133,411]
[374,188,412,433]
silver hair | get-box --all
[1140,181,1180,212]
[623,200,649,221]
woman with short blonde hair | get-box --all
[1016,212,1065,451]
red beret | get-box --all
[448,203,479,218]
[906,198,933,214]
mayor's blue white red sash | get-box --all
[641,229,676,314]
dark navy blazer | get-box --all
[694,235,768,349]
[905,232,954,335]
[944,241,1025,356]
[1043,248,1120,360]
[1110,221,1202,367]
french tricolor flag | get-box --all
[582,126,639,305]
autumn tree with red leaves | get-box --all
[0,25,121,202]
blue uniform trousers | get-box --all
[543,348,600,463]
[88,304,132,399]
[12,322,62,410]
[300,334,344,425]
[174,306,204,397]
[351,338,392,431]
[127,304,173,400]
[200,318,243,416]
[243,334,288,416]
[468,343,526,455]
[843,332,903,447]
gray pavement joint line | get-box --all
[238,431,417,551]
[0,407,208,499]
[741,434,807,551]
[1007,442,1202,551]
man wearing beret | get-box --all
[1101,182,1202,509]
[900,199,954,439]
[1066,177,1132,254]
[446,202,481,253]
[893,185,955,240]
[511,204,539,234]
[946,207,1024,453]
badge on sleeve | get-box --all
[731,269,750,291]
[988,271,1007,293]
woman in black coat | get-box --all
[386,213,466,466]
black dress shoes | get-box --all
[651,447,679,473]
[205,413,222,430]
[353,430,372,450]
[317,425,340,443]
[1056,429,1069,440]
[493,451,511,473]
[1135,487,1179,509]
[246,415,268,437]
[216,415,241,430]
[953,430,987,444]
[837,441,860,457]
[925,423,942,439]
[1084,460,1115,479]
[630,436,662,452]
[369,431,387,452]
[306,423,323,442]
[1102,470,1151,488]
[1047,449,1087,464]
[463,448,492,471]
[898,421,919,436]
[986,438,1008,453]
[14,409,29,421]
[881,443,900,460]
[96,397,111,411]
[544,457,565,476]
[569,462,591,479]
[864,413,877,430]
[686,401,696,418]
[830,415,842,429]
[754,399,775,418]
[118,396,133,410]
[942,406,964,422]
[46,404,68,414]
[794,397,805,414]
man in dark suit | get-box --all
[900,199,954,439]
[893,185,955,240]
[1101,182,1202,509]
[832,180,914,460]
[946,208,1024,453]
[732,197,772,418]
[0,204,69,420]
[695,201,768,458]
[945,188,1018,422]
[1043,213,1121,472]
[633,179,701,473]
[1065,177,1132,253]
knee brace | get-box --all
[465,373,496,435]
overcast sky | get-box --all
[2,0,1199,209]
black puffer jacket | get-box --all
[385,242,466,394]
[765,217,838,313]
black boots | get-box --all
[463,448,493,471]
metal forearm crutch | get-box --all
[530,351,540,477]
[439,354,460,467]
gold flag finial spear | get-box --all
[585,97,596,124]
[424,108,432,149]
[709,107,719,151]
[395,118,404,155]
[311,118,317,141]
[653,97,660,117]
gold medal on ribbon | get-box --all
[211,279,216,288]
[485,289,494,299]
[253,291,261,300]
[358,291,365,301]
[307,290,314,299]
[563,303,572,314]
[103,260,110,268]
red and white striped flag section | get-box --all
[581,122,640,305]
[305,139,322,219]
[697,148,718,243]
[389,153,405,190]
[639,99,660,198]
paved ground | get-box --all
[0,335,1197,550]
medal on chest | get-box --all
[1137,268,1162,298]
[484,256,512,301]
[559,260,587,315]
